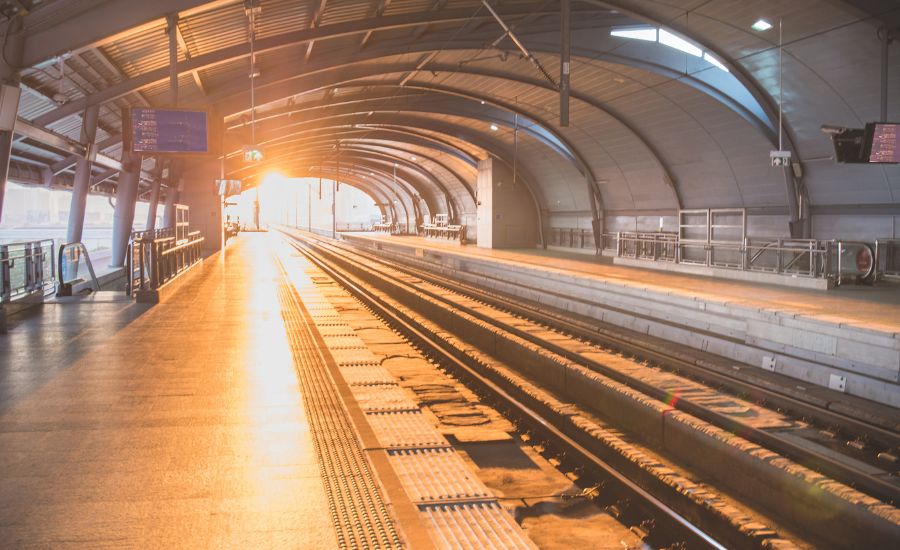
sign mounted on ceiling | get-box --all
[125,107,209,155]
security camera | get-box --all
[820,124,848,135]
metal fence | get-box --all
[0,240,55,303]
[614,232,887,283]
[127,230,204,296]
[875,239,900,279]
[547,227,620,251]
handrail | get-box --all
[615,232,885,285]
[57,242,100,296]
[874,238,900,280]
[1,239,56,303]
[126,230,204,297]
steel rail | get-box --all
[284,234,728,550]
[332,235,900,446]
[297,232,900,505]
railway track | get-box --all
[282,229,900,548]
[304,231,900,500]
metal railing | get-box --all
[547,228,619,252]
[1,239,55,303]
[617,232,678,261]
[126,230,204,296]
[57,242,100,295]
[335,222,371,232]
[875,239,900,279]
[614,232,887,283]
[549,227,595,250]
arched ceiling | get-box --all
[2,0,899,235]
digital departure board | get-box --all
[129,108,208,154]
[867,123,900,164]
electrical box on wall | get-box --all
[0,84,21,132]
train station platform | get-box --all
[340,232,900,410]
[0,234,342,547]
[0,232,541,548]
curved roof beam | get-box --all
[228,122,477,198]
[226,110,551,216]
[269,148,438,222]
[228,86,573,165]
[250,145,453,218]
[317,169,409,227]
[252,142,465,221]
[580,0,808,228]
[277,143,544,242]
[305,161,415,224]
[234,129,463,207]
[312,164,418,232]
[28,3,589,124]
[329,142,473,205]
[244,122,478,169]
[228,91,596,201]
[24,12,776,217]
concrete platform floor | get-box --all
[0,234,338,547]
[342,233,900,334]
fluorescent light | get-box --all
[751,19,772,31]
[658,30,702,57]
[703,52,729,72]
[610,26,657,42]
[489,123,499,131]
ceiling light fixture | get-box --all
[490,123,499,131]
[751,19,772,31]
[410,155,417,161]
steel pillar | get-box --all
[560,0,570,127]
[167,14,179,107]
[0,16,23,225]
[145,175,162,231]
[880,27,894,122]
[66,104,101,243]
[162,160,182,228]
[110,153,141,267]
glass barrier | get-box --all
[0,240,56,303]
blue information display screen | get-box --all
[130,108,208,154]
[868,123,900,163]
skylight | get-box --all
[610,26,657,42]
[703,52,729,72]
[658,30,702,57]
[610,25,729,71]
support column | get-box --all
[0,16,24,225]
[145,176,162,231]
[560,0,570,127]
[162,159,182,228]
[110,154,141,267]
[145,159,165,231]
[475,157,538,248]
[66,104,100,243]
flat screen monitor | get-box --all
[128,107,208,154]
[865,122,900,164]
